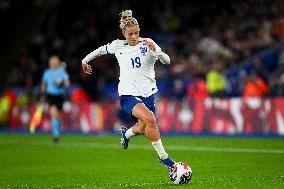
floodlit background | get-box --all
[0,0,284,134]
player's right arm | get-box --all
[40,71,48,102]
[81,40,118,74]
[41,81,46,94]
[41,71,47,94]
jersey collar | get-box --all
[124,38,143,45]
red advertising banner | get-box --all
[9,97,284,135]
[157,97,284,135]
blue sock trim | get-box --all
[51,119,61,138]
[159,156,175,168]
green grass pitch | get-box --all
[0,133,284,188]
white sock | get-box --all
[125,127,135,139]
[151,139,168,160]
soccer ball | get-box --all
[169,162,192,184]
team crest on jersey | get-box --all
[140,46,148,55]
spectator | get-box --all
[273,73,284,96]
[269,48,284,96]
[206,60,226,97]
[70,87,91,104]
[277,48,284,72]
[273,17,284,41]
[187,76,208,100]
[254,56,269,83]
[243,73,269,98]
[0,90,17,126]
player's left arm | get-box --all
[64,78,71,88]
[62,70,71,88]
[81,40,119,74]
[143,39,170,65]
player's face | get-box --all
[49,57,60,69]
[123,25,140,46]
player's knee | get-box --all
[49,106,60,118]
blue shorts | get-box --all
[120,95,156,120]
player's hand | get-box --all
[143,40,156,51]
[82,63,92,74]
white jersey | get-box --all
[82,37,170,97]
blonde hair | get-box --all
[119,10,139,30]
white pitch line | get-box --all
[0,139,284,154]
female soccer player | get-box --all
[82,10,175,169]
[41,55,70,143]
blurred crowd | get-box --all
[2,0,284,102]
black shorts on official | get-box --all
[46,94,64,110]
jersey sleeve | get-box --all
[82,40,119,64]
[42,70,48,83]
[147,38,170,65]
[106,40,120,54]
[62,69,69,81]
[147,38,161,53]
